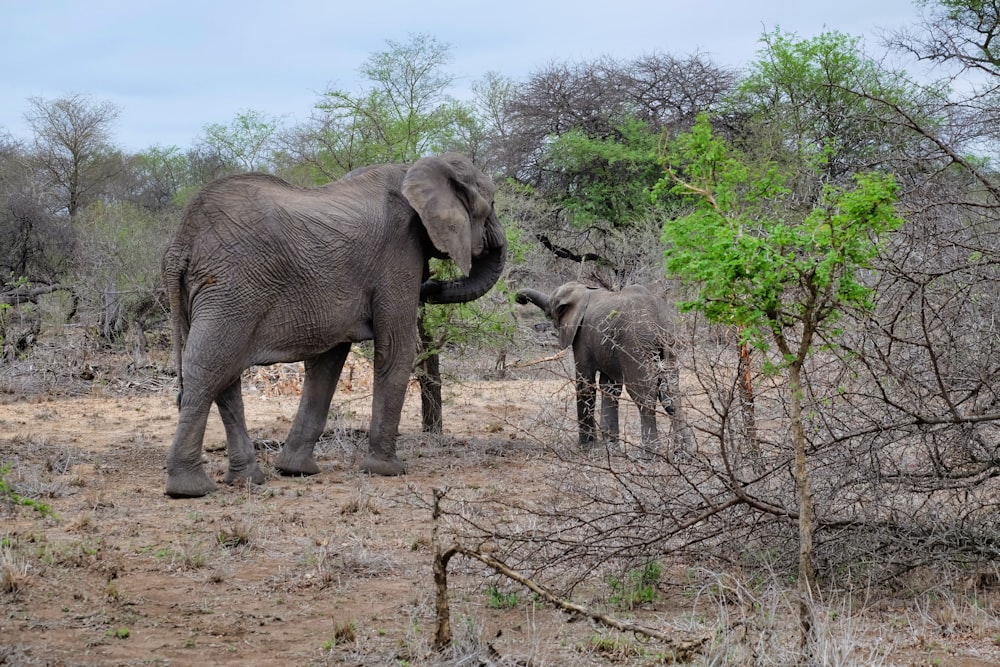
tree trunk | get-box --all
[418,311,443,434]
[736,338,761,470]
[788,359,816,661]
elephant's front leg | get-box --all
[361,326,417,476]
[598,374,622,445]
[275,344,351,476]
[576,371,599,449]
[360,351,410,476]
[658,352,695,455]
[215,380,266,486]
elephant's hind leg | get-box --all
[215,380,266,486]
[275,344,351,476]
[165,391,218,498]
[637,403,662,458]
[599,376,622,447]
[631,383,663,460]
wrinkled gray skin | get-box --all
[162,153,507,498]
[516,282,689,456]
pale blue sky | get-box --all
[2,0,926,152]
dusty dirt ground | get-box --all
[0,347,658,667]
[3,342,1000,666]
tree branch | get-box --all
[535,234,616,268]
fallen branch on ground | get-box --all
[506,349,567,369]
[431,488,709,660]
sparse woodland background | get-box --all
[4,2,1000,664]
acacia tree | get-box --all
[288,33,478,181]
[496,53,738,287]
[659,114,903,657]
[201,109,281,173]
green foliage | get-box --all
[416,219,527,364]
[202,109,280,172]
[311,33,478,175]
[546,117,664,228]
[658,101,902,615]
[0,463,57,519]
[132,145,201,209]
[417,264,515,362]
[657,114,903,354]
[733,29,925,180]
[485,584,519,609]
[497,213,532,267]
[607,560,661,609]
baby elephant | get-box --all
[517,282,690,457]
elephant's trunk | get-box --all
[515,288,552,317]
[420,213,507,304]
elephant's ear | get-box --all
[552,284,591,349]
[402,155,489,276]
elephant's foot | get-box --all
[224,463,266,486]
[274,447,321,476]
[165,467,217,498]
[360,454,406,476]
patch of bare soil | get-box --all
[2,349,1000,666]
[0,351,590,666]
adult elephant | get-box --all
[516,282,690,457]
[162,153,506,497]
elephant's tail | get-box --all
[161,242,191,408]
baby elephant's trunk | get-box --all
[515,288,552,316]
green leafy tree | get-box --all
[657,114,903,653]
[495,53,736,285]
[300,33,478,180]
[201,109,280,173]
[546,117,664,230]
[733,29,919,182]
[127,145,201,210]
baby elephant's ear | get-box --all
[402,155,476,276]
[552,285,590,349]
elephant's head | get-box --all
[516,281,596,349]
[401,153,507,304]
